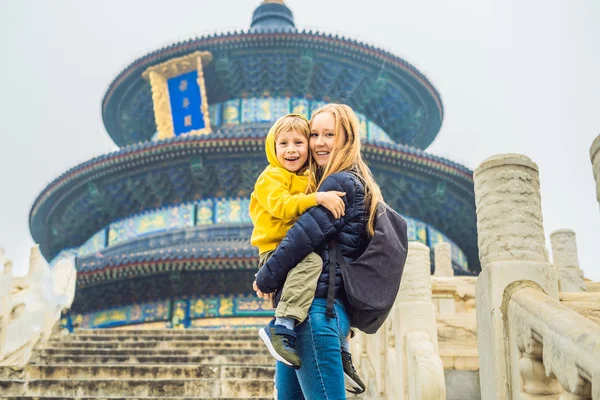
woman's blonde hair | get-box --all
[308,104,384,236]
[271,113,313,174]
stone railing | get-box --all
[508,287,600,399]
[474,153,600,399]
[0,245,76,367]
[352,242,446,400]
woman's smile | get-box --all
[310,113,337,167]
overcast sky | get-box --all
[1,0,599,280]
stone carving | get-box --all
[550,229,586,292]
[349,242,445,399]
[474,154,547,265]
[474,154,559,400]
[434,242,453,277]
[508,287,600,399]
[0,245,76,367]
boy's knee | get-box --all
[305,252,322,266]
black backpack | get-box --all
[326,202,408,334]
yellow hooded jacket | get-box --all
[249,125,318,254]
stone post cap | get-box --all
[474,153,538,177]
[408,241,429,253]
[434,242,451,250]
[550,229,576,238]
[590,134,600,160]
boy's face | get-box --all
[275,129,309,172]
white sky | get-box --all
[1,0,599,280]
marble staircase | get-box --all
[0,328,275,399]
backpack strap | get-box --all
[326,240,337,318]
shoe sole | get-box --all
[344,371,365,394]
[259,327,300,369]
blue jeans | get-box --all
[275,298,351,400]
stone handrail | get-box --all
[507,287,600,399]
[352,242,446,400]
[0,245,76,367]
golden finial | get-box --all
[263,0,285,4]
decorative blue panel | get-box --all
[270,97,291,120]
[414,220,428,245]
[368,121,393,144]
[216,197,251,224]
[209,103,221,127]
[222,99,240,125]
[196,199,215,225]
[356,112,368,142]
[168,71,206,135]
[108,204,194,245]
[78,229,106,257]
[290,98,310,119]
[74,299,170,329]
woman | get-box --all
[254,103,383,399]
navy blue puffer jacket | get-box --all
[255,171,370,301]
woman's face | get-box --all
[310,112,343,167]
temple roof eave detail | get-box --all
[101,30,443,148]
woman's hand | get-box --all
[316,191,346,219]
[253,279,273,302]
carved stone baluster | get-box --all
[550,229,585,292]
[434,242,453,277]
[396,242,445,400]
[517,338,563,397]
[473,154,559,400]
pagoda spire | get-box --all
[250,0,296,32]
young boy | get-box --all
[249,114,365,394]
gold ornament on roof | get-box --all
[263,0,285,4]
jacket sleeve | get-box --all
[254,168,318,221]
[255,173,353,293]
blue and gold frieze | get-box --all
[216,197,251,224]
[196,199,216,225]
[108,203,194,246]
[51,196,468,271]
[290,98,310,119]
[66,294,273,329]
[70,299,170,329]
[149,96,396,145]
[222,99,241,125]
[368,120,393,144]
[78,228,107,257]
[241,98,290,124]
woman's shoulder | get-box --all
[321,171,364,193]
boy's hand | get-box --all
[316,191,346,219]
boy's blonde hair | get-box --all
[271,113,313,175]
[308,104,384,236]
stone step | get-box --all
[33,354,275,365]
[2,397,272,400]
[48,340,261,350]
[23,364,275,380]
[13,378,274,398]
[54,334,259,342]
[0,380,24,396]
[36,348,270,358]
[73,329,260,336]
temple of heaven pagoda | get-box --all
[29,0,479,329]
